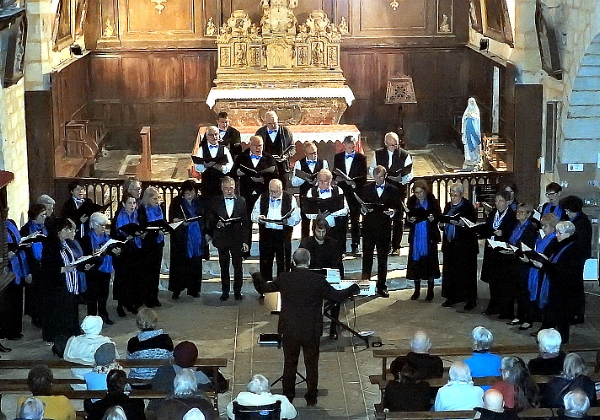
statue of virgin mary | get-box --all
[461,97,482,170]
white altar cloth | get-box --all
[206,87,355,108]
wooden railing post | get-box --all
[138,126,152,180]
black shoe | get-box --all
[117,306,126,318]
[305,397,318,406]
[172,291,180,300]
[463,302,477,311]
[101,316,114,326]
[329,332,338,340]
[234,293,244,301]
[0,343,12,352]
[220,294,229,301]
[6,333,23,340]
[441,299,455,307]
[410,290,420,300]
[377,288,389,298]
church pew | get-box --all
[371,343,600,383]
[380,407,600,419]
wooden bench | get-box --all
[372,343,600,384]
[380,407,600,419]
[0,357,228,409]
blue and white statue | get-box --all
[461,97,482,170]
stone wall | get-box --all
[0,80,30,224]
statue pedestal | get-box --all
[207,86,355,126]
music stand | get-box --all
[257,333,306,386]
[323,301,370,348]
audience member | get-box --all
[464,326,502,389]
[101,406,128,420]
[16,397,45,420]
[18,364,76,420]
[84,369,146,420]
[183,408,205,420]
[545,353,597,408]
[382,364,432,412]
[558,389,592,419]
[63,315,118,379]
[127,308,173,380]
[147,368,216,420]
[527,329,565,375]
[226,374,297,419]
[151,341,210,392]
[390,331,443,380]
[85,343,123,391]
[433,361,484,411]
[491,356,539,410]
[475,389,519,420]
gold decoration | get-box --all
[151,0,167,14]
[390,0,399,11]
[338,17,348,34]
[206,17,216,36]
[385,74,417,104]
[104,19,114,37]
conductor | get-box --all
[252,248,359,406]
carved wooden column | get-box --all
[138,126,152,180]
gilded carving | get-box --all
[206,17,216,36]
[338,17,348,34]
[327,46,338,66]
[297,46,308,66]
[104,19,114,37]
[249,47,261,66]
[220,47,231,67]
[234,43,247,66]
[151,0,167,14]
[311,42,324,66]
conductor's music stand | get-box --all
[258,333,307,386]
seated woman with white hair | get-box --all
[227,374,297,419]
[433,361,484,411]
[464,326,502,390]
[545,353,597,408]
[527,329,566,376]
[16,397,45,420]
[146,368,216,420]
[559,389,591,419]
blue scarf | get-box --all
[144,205,165,243]
[526,232,556,307]
[412,199,429,260]
[116,209,142,248]
[90,230,113,273]
[27,221,47,261]
[542,203,563,219]
[182,199,203,258]
[444,200,463,242]
[5,220,29,284]
[465,117,480,152]
[509,219,530,245]
[536,240,574,308]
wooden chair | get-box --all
[232,400,282,420]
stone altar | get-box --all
[209,0,353,126]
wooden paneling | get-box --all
[356,0,427,32]
[126,0,195,33]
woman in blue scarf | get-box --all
[0,208,30,341]
[504,203,538,328]
[20,204,48,328]
[519,213,559,331]
[82,212,119,325]
[406,180,441,302]
[112,193,144,317]
[168,180,205,300]
[138,187,166,309]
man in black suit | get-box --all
[370,131,414,255]
[252,248,359,406]
[201,112,242,161]
[234,135,279,254]
[291,141,329,238]
[300,218,345,340]
[359,165,401,298]
[194,125,234,197]
[255,111,294,187]
[206,176,250,301]
[333,136,367,255]
[60,180,95,240]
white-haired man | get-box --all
[369,131,413,254]
[251,179,301,282]
[390,330,444,379]
[227,374,297,419]
[527,328,565,375]
[434,361,484,411]
[560,389,591,419]
[255,111,294,187]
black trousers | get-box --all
[218,245,244,295]
[85,270,110,317]
[0,282,23,338]
[391,210,404,250]
[141,242,164,305]
[362,233,391,290]
[259,229,291,280]
[282,334,320,402]
[347,204,361,249]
